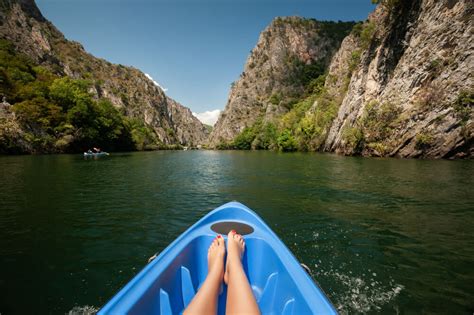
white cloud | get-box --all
[144,73,168,92]
[192,109,221,126]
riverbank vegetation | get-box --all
[217,75,339,152]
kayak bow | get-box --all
[99,202,337,314]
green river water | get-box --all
[0,151,473,314]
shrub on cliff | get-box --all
[361,101,401,143]
[233,125,259,150]
[342,100,402,155]
[342,125,364,153]
[306,74,326,96]
[415,132,434,151]
[252,122,278,150]
[277,129,297,152]
[453,91,473,126]
[269,93,282,105]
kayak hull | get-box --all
[83,152,109,157]
[99,202,337,314]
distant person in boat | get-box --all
[92,147,101,153]
[183,230,260,315]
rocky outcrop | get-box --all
[211,0,473,158]
[0,0,208,147]
[208,17,354,146]
[166,97,209,146]
[324,0,473,158]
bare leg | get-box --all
[183,235,225,315]
[225,230,261,315]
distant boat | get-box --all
[98,202,337,314]
[83,151,109,158]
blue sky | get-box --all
[36,0,375,125]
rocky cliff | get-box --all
[208,17,354,147]
[324,0,473,158]
[211,0,473,158]
[0,0,208,152]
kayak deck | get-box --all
[99,202,336,314]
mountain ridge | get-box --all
[208,17,355,147]
[0,0,208,153]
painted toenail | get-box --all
[217,235,221,238]
[231,230,236,234]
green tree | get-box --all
[277,129,297,152]
[49,77,91,111]
[13,97,63,132]
[233,126,258,150]
[254,123,277,149]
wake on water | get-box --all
[67,305,99,315]
[309,234,404,314]
[323,269,404,314]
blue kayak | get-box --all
[99,202,337,314]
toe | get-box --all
[216,235,224,246]
[211,238,217,248]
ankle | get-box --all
[207,269,223,281]
[229,252,243,261]
[227,257,243,272]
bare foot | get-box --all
[224,230,245,284]
[207,235,226,281]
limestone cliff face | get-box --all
[324,0,473,158]
[166,97,208,146]
[208,17,353,146]
[0,0,208,146]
